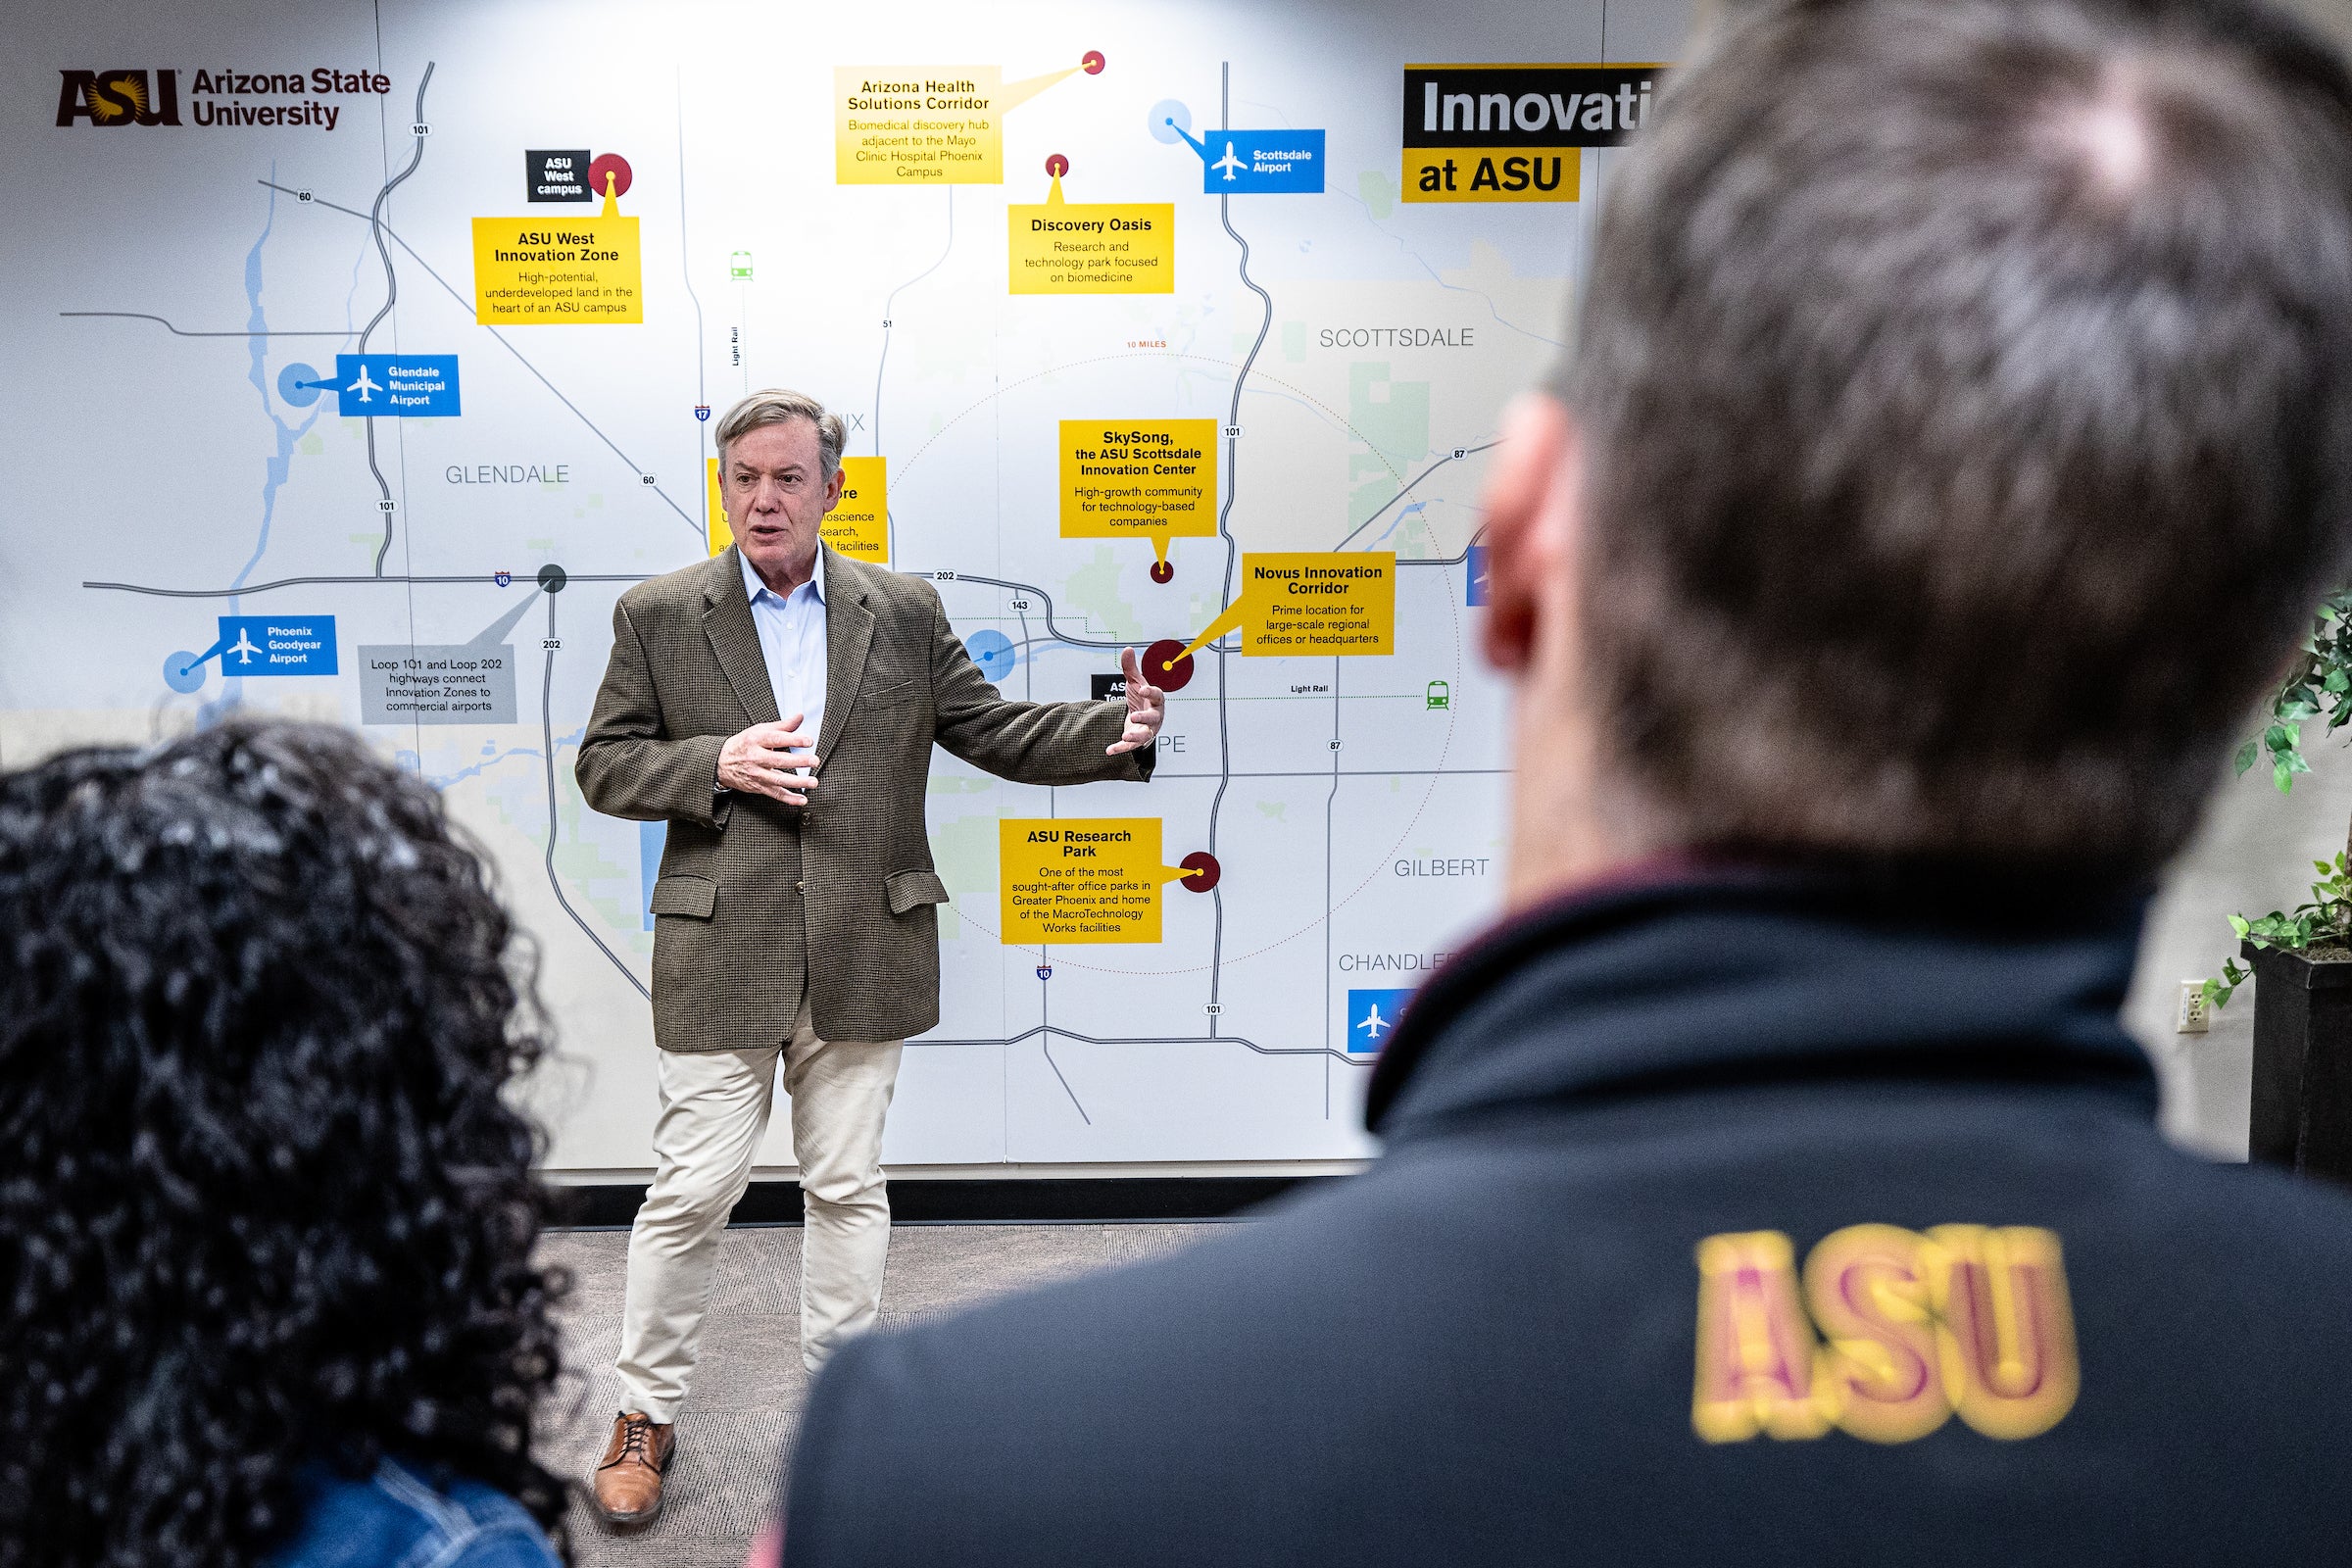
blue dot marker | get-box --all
[277,362,322,407]
[163,650,207,693]
[965,628,1015,683]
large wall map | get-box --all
[2,0,1687,1170]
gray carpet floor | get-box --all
[537,1222,1218,1568]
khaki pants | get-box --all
[613,993,903,1420]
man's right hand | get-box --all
[716,714,820,806]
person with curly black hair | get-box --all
[0,719,571,1568]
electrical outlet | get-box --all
[2178,980,2212,1034]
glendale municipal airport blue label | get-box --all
[332,353,461,416]
[1347,988,1413,1054]
[216,615,337,675]
[1192,129,1325,192]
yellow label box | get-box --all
[1400,148,1580,204]
[708,457,727,555]
[1169,552,1397,666]
[1000,818,1197,945]
[471,217,642,323]
[709,455,890,564]
[1008,180,1173,295]
[823,457,889,563]
[836,66,1004,184]
[1058,420,1215,545]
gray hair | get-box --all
[1567,0,2352,873]
[714,388,847,479]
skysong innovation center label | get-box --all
[1400,63,1665,203]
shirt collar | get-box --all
[739,542,826,607]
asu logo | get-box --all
[56,70,182,127]
[1692,1224,2079,1445]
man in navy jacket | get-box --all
[779,1,2352,1561]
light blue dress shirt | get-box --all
[741,547,827,754]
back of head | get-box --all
[0,721,566,1568]
[1571,0,2352,875]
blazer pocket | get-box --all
[884,868,951,915]
[863,677,921,710]
[649,873,717,919]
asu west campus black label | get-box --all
[1400,64,1665,203]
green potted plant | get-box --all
[2206,589,2352,1183]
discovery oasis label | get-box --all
[1400,63,1666,203]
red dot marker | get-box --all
[1149,560,1174,584]
[1179,852,1220,892]
[1144,638,1194,691]
[1045,153,1069,178]
[587,152,632,198]
[1082,51,1106,74]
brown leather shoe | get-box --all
[592,1411,676,1527]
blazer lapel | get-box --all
[817,545,876,761]
[704,547,782,727]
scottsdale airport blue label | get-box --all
[333,353,461,416]
[1347,988,1412,1054]
[216,615,337,675]
[1178,127,1326,192]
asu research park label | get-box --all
[1000,818,1203,944]
[1400,63,1665,202]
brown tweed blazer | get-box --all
[576,545,1152,1049]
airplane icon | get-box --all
[227,627,262,667]
[1357,1004,1392,1043]
[1213,140,1247,181]
[346,363,382,404]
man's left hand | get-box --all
[1106,645,1166,756]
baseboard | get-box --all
[548,1174,1340,1228]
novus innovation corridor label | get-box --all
[1400,63,1665,203]
[1167,552,1396,665]
[1000,818,1200,944]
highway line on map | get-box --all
[359,64,436,577]
[257,180,704,542]
[872,187,956,466]
[1331,441,1501,553]
[1205,60,1276,1023]
[58,312,351,337]
[945,572,1128,649]
[538,590,652,1001]
[83,573,653,597]
[1033,973,1091,1122]
[911,1022,1361,1064]
[676,70,709,509]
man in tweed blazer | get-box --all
[574,389,1163,1527]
